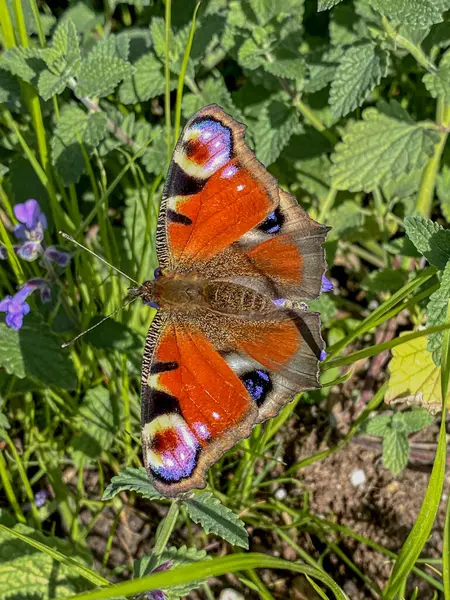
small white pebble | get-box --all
[350,468,366,488]
[274,488,287,501]
[219,589,245,600]
[442,493,448,501]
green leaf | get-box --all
[308,294,337,329]
[0,412,10,430]
[363,413,393,436]
[51,104,108,184]
[361,268,409,295]
[182,76,243,121]
[0,315,76,389]
[426,261,450,365]
[305,47,343,94]
[76,36,134,98]
[37,20,81,100]
[71,386,120,463]
[184,492,249,549]
[102,467,163,501]
[437,165,450,221]
[386,334,450,412]
[330,107,439,192]
[318,0,344,9]
[84,317,143,352]
[369,0,450,29]
[0,67,22,111]
[0,524,93,599]
[238,37,266,70]
[136,546,211,599]
[118,52,166,104]
[404,215,450,270]
[249,0,277,25]
[400,408,434,433]
[423,49,450,103]
[122,190,157,280]
[330,43,389,118]
[140,126,166,175]
[253,99,298,165]
[0,47,42,84]
[382,430,410,474]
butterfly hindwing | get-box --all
[141,307,324,496]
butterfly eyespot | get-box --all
[258,207,285,235]
[242,369,273,406]
[154,267,163,279]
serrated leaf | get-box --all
[330,108,439,192]
[38,70,68,100]
[0,524,92,599]
[0,413,10,430]
[386,334,450,412]
[238,37,266,70]
[150,17,192,76]
[363,414,393,436]
[318,0,344,9]
[308,293,337,329]
[305,47,343,93]
[361,268,408,294]
[184,492,248,548]
[404,216,450,270]
[140,126,167,175]
[51,104,108,184]
[118,52,166,104]
[0,67,22,111]
[369,0,450,29]
[382,430,410,475]
[253,100,298,165]
[437,165,450,221]
[71,386,120,464]
[77,36,133,98]
[426,261,450,365]
[182,76,243,121]
[0,315,76,389]
[400,408,434,433]
[423,49,450,103]
[330,43,389,118]
[0,47,41,84]
[102,467,163,501]
[60,2,103,33]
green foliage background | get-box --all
[1,0,450,598]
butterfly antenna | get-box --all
[61,297,138,348]
[59,231,140,285]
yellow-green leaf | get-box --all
[386,334,450,412]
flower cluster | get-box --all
[0,199,70,331]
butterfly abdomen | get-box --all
[202,281,275,316]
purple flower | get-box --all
[44,246,71,268]
[16,241,42,262]
[0,279,51,330]
[13,199,47,242]
[0,244,7,259]
[139,560,173,600]
[319,350,328,362]
[34,490,49,508]
[0,288,31,330]
[321,275,333,293]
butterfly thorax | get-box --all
[133,273,275,316]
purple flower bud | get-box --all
[319,350,328,362]
[0,244,7,259]
[44,246,71,268]
[321,275,333,293]
[152,560,173,573]
[16,241,42,261]
[146,592,166,600]
[34,490,49,507]
[13,224,27,241]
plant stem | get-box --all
[381,16,436,73]
[416,101,450,217]
[293,97,338,144]
[148,500,180,571]
[164,0,172,163]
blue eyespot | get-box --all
[154,267,162,279]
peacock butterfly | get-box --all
[129,105,329,497]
